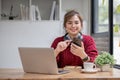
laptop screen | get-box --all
[19,47,59,74]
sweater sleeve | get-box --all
[83,35,98,62]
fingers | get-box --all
[59,43,66,49]
[61,40,71,48]
[64,40,72,46]
[70,43,77,52]
[56,40,71,52]
[81,42,85,50]
[81,42,83,47]
[70,42,84,53]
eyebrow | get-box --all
[67,20,80,22]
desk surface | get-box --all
[0,68,120,80]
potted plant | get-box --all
[95,51,115,71]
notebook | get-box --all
[18,47,69,74]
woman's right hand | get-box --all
[54,40,71,56]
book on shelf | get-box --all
[50,1,56,20]
[20,4,25,20]
[30,5,41,21]
[35,5,41,20]
[20,4,29,20]
[54,4,59,20]
[30,5,35,21]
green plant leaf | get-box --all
[95,51,115,66]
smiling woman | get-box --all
[51,10,98,68]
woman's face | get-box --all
[65,15,82,37]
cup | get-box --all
[83,62,96,71]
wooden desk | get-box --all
[0,68,120,80]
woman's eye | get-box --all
[67,22,72,24]
[67,21,80,25]
[75,21,79,24]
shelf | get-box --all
[0,0,89,21]
[0,0,60,21]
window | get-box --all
[91,0,109,33]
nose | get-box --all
[71,23,76,28]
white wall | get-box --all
[82,0,91,34]
[0,21,62,68]
[0,21,89,68]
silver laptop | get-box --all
[18,47,69,74]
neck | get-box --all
[68,34,78,40]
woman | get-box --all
[51,10,98,68]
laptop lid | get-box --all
[19,47,60,74]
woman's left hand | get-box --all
[70,42,87,59]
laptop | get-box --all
[18,47,69,74]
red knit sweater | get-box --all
[51,34,98,68]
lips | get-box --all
[70,29,77,32]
